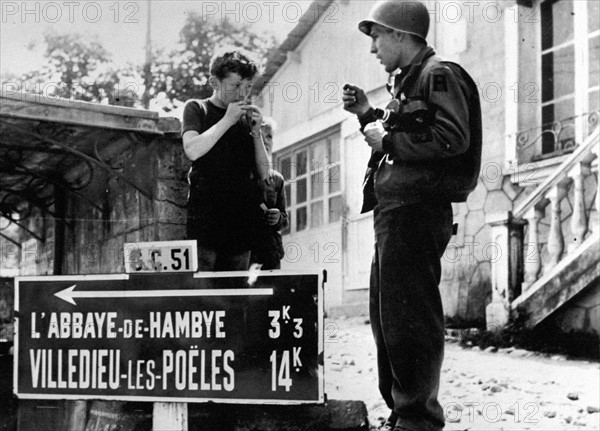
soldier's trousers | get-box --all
[370,201,453,431]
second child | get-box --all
[251,118,288,270]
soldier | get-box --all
[343,1,482,430]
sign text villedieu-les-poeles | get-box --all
[14,241,324,404]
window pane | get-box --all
[329,196,343,223]
[542,0,573,49]
[296,207,307,232]
[554,98,575,124]
[589,91,599,136]
[326,164,341,193]
[541,52,553,103]
[282,212,291,235]
[553,46,574,99]
[285,184,292,205]
[590,36,599,88]
[311,202,324,228]
[280,157,292,180]
[590,91,599,114]
[542,99,575,127]
[542,104,553,128]
[542,99,575,154]
[329,138,340,163]
[541,104,555,154]
[541,1,552,51]
[589,1,599,33]
[542,46,574,102]
[312,172,323,198]
[296,151,307,176]
[296,178,307,204]
[311,139,327,168]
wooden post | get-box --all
[153,402,188,431]
[62,400,88,431]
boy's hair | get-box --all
[209,48,259,80]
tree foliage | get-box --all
[36,31,110,90]
[18,30,142,107]
[148,12,277,111]
[13,13,277,110]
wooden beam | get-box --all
[0,92,165,135]
[1,88,157,118]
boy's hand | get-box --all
[265,208,281,226]
[224,102,247,125]
[244,105,263,134]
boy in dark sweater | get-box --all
[182,49,270,271]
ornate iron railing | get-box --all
[511,110,599,160]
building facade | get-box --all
[256,0,599,333]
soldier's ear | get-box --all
[394,31,405,41]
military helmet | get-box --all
[358,0,430,41]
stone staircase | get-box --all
[512,230,599,328]
[486,126,600,330]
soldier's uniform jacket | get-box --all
[359,46,482,213]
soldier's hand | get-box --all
[364,122,385,152]
[265,208,281,226]
[343,84,372,116]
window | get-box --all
[275,130,342,235]
[540,0,599,155]
[540,0,575,154]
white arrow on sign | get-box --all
[55,284,274,305]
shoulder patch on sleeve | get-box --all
[432,74,448,92]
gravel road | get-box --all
[324,317,600,431]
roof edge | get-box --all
[252,0,336,95]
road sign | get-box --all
[14,271,324,404]
[123,241,198,273]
